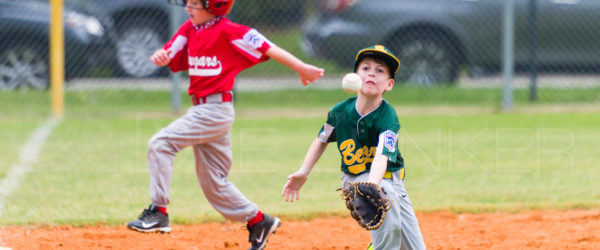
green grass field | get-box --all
[1,88,599,226]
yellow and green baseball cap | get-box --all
[353,45,400,78]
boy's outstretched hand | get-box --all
[298,63,325,86]
[282,171,309,202]
[264,45,324,86]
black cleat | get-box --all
[247,213,281,250]
[127,204,171,234]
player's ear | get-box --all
[385,78,394,91]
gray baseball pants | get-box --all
[342,171,426,250]
[147,102,258,222]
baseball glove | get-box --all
[339,182,391,230]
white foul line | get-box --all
[0,118,60,216]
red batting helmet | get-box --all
[202,0,235,16]
[169,0,235,16]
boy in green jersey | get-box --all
[282,45,426,250]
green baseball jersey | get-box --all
[318,97,404,175]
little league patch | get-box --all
[384,130,397,153]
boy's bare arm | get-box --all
[367,154,389,185]
[265,45,324,86]
[282,138,328,202]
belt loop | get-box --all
[383,171,393,179]
[222,91,233,102]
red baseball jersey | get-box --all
[164,18,272,97]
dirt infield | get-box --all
[2,209,599,249]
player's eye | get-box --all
[169,0,188,7]
[178,0,203,9]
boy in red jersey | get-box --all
[126,1,324,249]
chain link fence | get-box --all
[1,0,599,106]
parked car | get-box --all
[230,0,306,28]
[302,0,600,85]
[0,0,109,89]
[27,0,188,78]
[69,0,188,78]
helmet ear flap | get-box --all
[205,0,235,16]
[174,0,234,16]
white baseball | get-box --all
[342,73,362,93]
